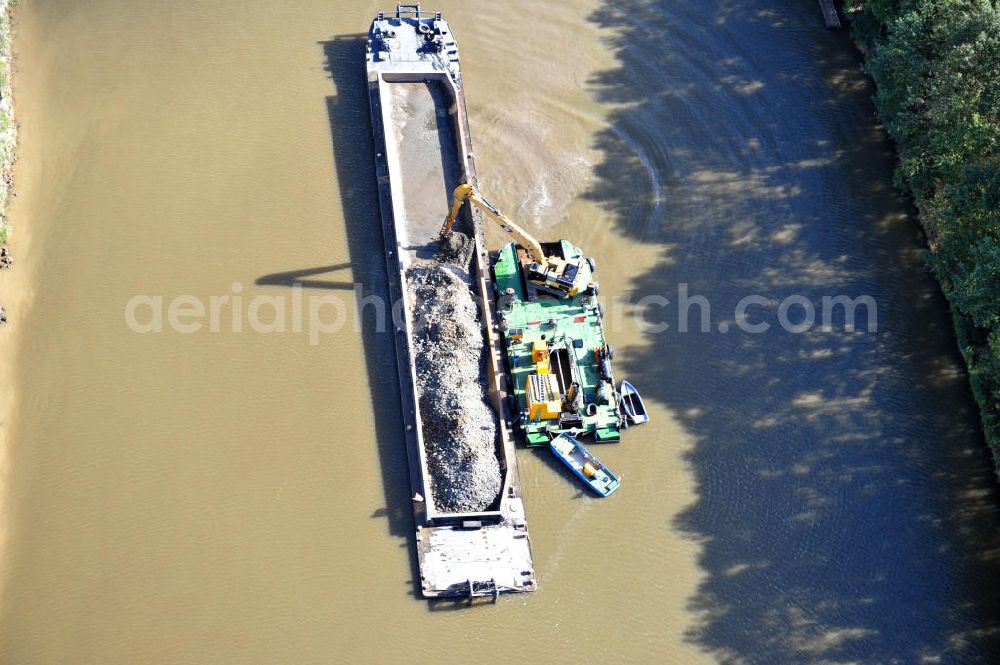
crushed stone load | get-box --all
[434,228,474,266]
[406,258,502,513]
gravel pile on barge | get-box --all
[406,256,502,513]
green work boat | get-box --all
[492,240,624,446]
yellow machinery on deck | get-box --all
[526,373,561,420]
[525,339,561,420]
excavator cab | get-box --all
[440,183,587,298]
[522,244,582,298]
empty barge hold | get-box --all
[366,5,536,598]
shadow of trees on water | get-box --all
[585,1,1000,662]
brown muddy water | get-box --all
[1,1,999,663]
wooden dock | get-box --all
[818,0,841,29]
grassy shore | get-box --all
[845,0,1000,472]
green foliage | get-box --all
[868,1,1000,194]
[950,237,1000,328]
[0,222,8,245]
[848,0,1000,458]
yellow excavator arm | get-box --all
[440,182,585,298]
[440,183,548,266]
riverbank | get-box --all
[0,0,16,614]
[0,0,15,251]
[0,0,16,321]
[846,1,1000,473]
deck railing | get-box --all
[377,4,442,21]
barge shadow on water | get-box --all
[366,4,536,599]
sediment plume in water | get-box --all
[406,250,502,514]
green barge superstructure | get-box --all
[493,241,625,446]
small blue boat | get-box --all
[550,433,621,497]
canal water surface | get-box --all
[1,1,998,663]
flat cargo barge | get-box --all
[365,5,536,598]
